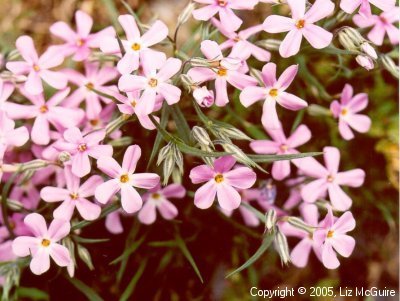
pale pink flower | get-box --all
[12,213,71,275]
[193,86,215,107]
[299,147,365,211]
[263,0,335,57]
[340,0,396,17]
[353,8,399,45]
[50,10,115,61]
[6,36,67,95]
[41,167,103,221]
[54,127,113,178]
[240,62,307,129]
[5,88,84,145]
[188,40,257,106]
[118,56,182,114]
[189,156,257,210]
[105,210,124,234]
[313,208,356,269]
[0,110,29,152]
[0,79,14,108]
[330,84,371,140]
[250,124,311,180]
[63,62,118,119]
[100,15,168,74]
[95,145,160,213]
[212,19,271,61]
[138,184,186,225]
[0,212,30,239]
[192,0,258,33]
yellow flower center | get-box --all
[152,193,161,200]
[296,19,305,29]
[86,82,94,90]
[340,108,348,116]
[327,175,334,182]
[327,230,334,238]
[33,64,40,72]
[120,174,129,183]
[76,39,84,47]
[39,105,49,113]
[77,143,87,152]
[131,100,137,107]
[131,43,141,51]
[218,0,227,6]
[148,78,158,88]
[214,173,224,183]
[217,68,227,76]
[269,88,279,97]
[90,119,99,126]
[280,144,288,151]
[308,232,313,240]
[70,193,79,200]
[41,239,51,247]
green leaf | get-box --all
[175,232,204,283]
[110,235,146,265]
[16,287,49,300]
[248,152,322,163]
[119,260,147,301]
[73,237,109,244]
[170,104,192,144]
[67,277,104,301]
[225,231,275,278]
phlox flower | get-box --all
[63,62,119,119]
[0,110,29,154]
[353,8,399,45]
[138,184,186,225]
[240,62,307,129]
[299,147,365,211]
[41,167,103,221]
[313,208,356,269]
[330,84,371,140]
[0,212,30,239]
[118,56,182,114]
[188,40,257,106]
[0,79,14,108]
[189,156,257,210]
[105,210,124,234]
[95,145,160,214]
[54,127,113,178]
[193,86,215,107]
[250,124,311,180]
[212,19,271,62]
[100,15,168,74]
[5,88,84,145]
[340,0,396,17]
[6,36,67,95]
[192,0,258,33]
[12,213,71,275]
[50,10,115,61]
[263,0,335,57]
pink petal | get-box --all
[192,5,219,21]
[248,44,271,62]
[117,52,140,75]
[159,83,181,105]
[278,92,307,110]
[189,165,214,184]
[194,180,217,209]
[120,185,142,213]
[38,47,64,69]
[332,211,356,233]
[239,206,260,227]
[300,203,319,226]
[261,63,277,87]
[136,88,157,115]
[76,10,93,37]
[216,183,241,210]
[261,98,280,129]
[323,146,340,174]
[187,67,216,83]
[321,242,340,269]
[157,58,182,82]
[53,200,76,221]
[40,70,68,90]
[94,179,120,204]
[272,160,291,181]
[158,200,178,220]
[386,23,399,45]
[301,178,328,203]
[131,173,160,189]
[250,140,280,154]
[24,213,47,237]
[336,169,365,187]
[215,77,229,106]
[219,7,242,32]
[304,0,335,23]
[16,36,38,64]
[97,156,122,178]
[287,0,306,19]
[4,126,29,147]
[340,0,362,14]
[296,157,328,178]
[338,120,355,140]
[138,201,157,224]
[47,107,84,129]
[263,15,294,33]
[279,29,303,58]
[214,156,236,173]
[76,198,101,220]
[105,211,123,234]
[40,187,70,202]
[50,21,76,42]
[328,183,352,211]
[79,175,103,198]
[302,24,333,49]
[200,40,223,60]
[346,114,371,133]
[71,152,91,177]
[276,64,298,90]
[330,234,355,257]
[30,248,50,275]
[287,125,311,148]
[63,127,83,144]
[12,236,39,257]
[227,72,257,90]
[49,243,71,267]
[118,15,140,40]
[122,145,141,173]
[25,71,43,96]
[141,20,168,46]
[224,167,257,189]
[47,218,70,241]
[6,61,31,74]
[291,238,312,268]
[348,93,368,112]
[162,184,186,198]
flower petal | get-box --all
[122,145,141,173]
[94,179,120,204]
[49,243,71,267]
[216,183,241,210]
[120,185,142,213]
[224,167,257,189]
[194,180,217,209]
[24,213,47,237]
[30,248,50,275]
[47,218,70,241]
[138,201,157,224]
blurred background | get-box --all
[0,0,398,300]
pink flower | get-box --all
[353,8,399,45]
[340,0,396,17]
[100,15,168,74]
[6,36,67,95]
[50,10,115,61]
[54,127,113,177]
[192,0,258,33]
[189,156,257,210]
[330,84,371,140]
[0,110,29,152]
[313,209,356,269]
[0,79,14,108]
[263,0,335,57]
[240,63,307,129]
[95,145,160,213]
[193,86,215,107]
[40,167,103,221]
[138,184,186,225]
[188,40,257,106]
[5,88,84,145]
[250,124,311,180]
[118,56,182,114]
[212,20,271,61]
[355,55,375,70]
[12,213,71,275]
[63,62,119,119]
[105,210,124,234]
[282,176,305,210]
[299,147,365,211]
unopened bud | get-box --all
[307,104,332,117]
[256,39,281,51]
[192,126,213,147]
[190,57,212,68]
[265,209,277,232]
[59,151,71,163]
[356,54,374,70]
[177,2,196,26]
[215,140,255,167]
[216,126,253,141]
[381,54,399,78]
[106,115,128,135]
[180,74,195,91]
[274,228,291,266]
[77,244,94,271]
[162,154,175,185]
[108,136,133,147]
[338,27,364,51]
[18,159,49,172]
[157,142,173,166]
[287,217,315,233]
[193,86,214,107]
[360,42,377,59]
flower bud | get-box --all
[106,115,129,135]
[356,55,374,70]
[265,209,277,233]
[162,154,175,185]
[360,42,377,59]
[190,57,212,68]
[108,136,133,147]
[59,151,71,163]
[274,228,291,266]
[177,2,196,26]
[157,142,173,166]
[287,217,315,233]
[338,27,364,51]
[215,140,255,167]
[192,126,213,147]
[216,126,253,141]
[307,104,332,117]
[256,39,281,51]
[180,74,195,91]
[18,159,49,172]
[381,54,399,78]
[77,244,94,271]
[193,86,214,107]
